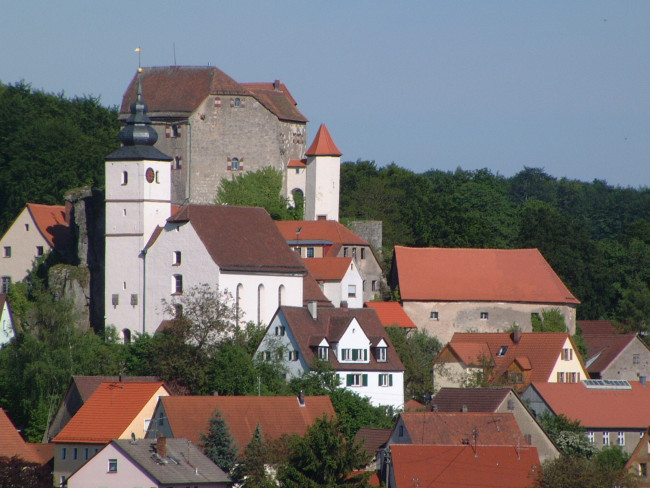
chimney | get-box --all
[513,327,522,344]
[308,301,317,320]
[273,79,280,91]
[641,376,647,387]
[298,390,305,406]
[340,300,348,310]
[157,433,167,458]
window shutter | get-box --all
[389,374,393,386]
[230,99,235,107]
[165,125,171,138]
[214,97,222,108]
[346,374,353,386]
[177,125,181,137]
[352,350,358,361]
[362,374,368,387]
[240,157,244,171]
[364,349,368,361]
[227,158,232,171]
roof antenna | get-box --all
[173,42,177,66]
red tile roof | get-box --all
[305,124,342,157]
[70,375,162,403]
[404,399,426,412]
[578,320,621,335]
[398,412,525,446]
[441,332,586,388]
[304,257,353,281]
[26,203,70,248]
[0,408,43,464]
[53,382,169,444]
[276,306,404,372]
[159,395,334,453]
[354,427,392,456]
[302,270,334,307]
[582,333,639,376]
[393,246,579,304]
[165,205,307,274]
[364,302,416,329]
[276,220,369,247]
[242,82,308,123]
[390,444,540,488]
[529,381,650,429]
[432,387,512,413]
[288,159,307,168]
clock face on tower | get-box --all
[145,167,155,183]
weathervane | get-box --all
[135,46,142,72]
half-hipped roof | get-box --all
[393,246,579,304]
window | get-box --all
[634,354,640,365]
[562,348,573,361]
[173,274,183,294]
[36,246,44,256]
[362,280,367,292]
[174,156,182,170]
[588,431,595,444]
[372,280,378,292]
[343,247,349,257]
[318,346,329,360]
[376,347,387,362]
[84,448,89,460]
[361,248,366,259]
[640,463,647,477]
[288,350,299,361]
[618,432,625,446]
[557,372,565,383]
[430,311,439,320]
[174,304,183,318]
[346,373,367,387]
[351,348,368,361]
[121,171,128,185]
[171,124,180,138]
[25,224,29,231]
[306,247,314,258]
[348,285,357,297]
[398,425,404,437]
[61,447,67,460]
[1,276,10,294]
[342,349,351,361]
[73,447,78,460]
[569,372,578,383]
[262,351,271,361]
[108,458,118,473]
[497,346,508,357]
[352,248,357,259]
[3,247,10,258]
[603,431,610,446]
[293,247,301,255]
[509,372,523,383]
[158,412,164,426]
[379,373,393,387]
[480,312,488,320]
[275,326,286,336]
[234,97,241,107]
[231,157,240,171]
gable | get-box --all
[394,246,579,304]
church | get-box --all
[105,79,342,339]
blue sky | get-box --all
[2,1,649,187]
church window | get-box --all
[173,274,183,294]
[25,224,29,231]
[173,251,181,266]
[230,157,240,171]
[155,170,160,183]
[121,171,128,185]
[372,280,378,292]
[122,329,131,344]
[361,248,366,259]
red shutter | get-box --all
[214,97,222,108]
[165,125,171,138]
[230,99,235,107]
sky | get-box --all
[2,1,649,188]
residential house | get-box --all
[276,220,384,302]
[433,331,587,392]
[390,246,579,343]
[625,429,650,487]
[44,375,160,442]
[354,427,392,471]
[579,320,650,380]
[431,387,559,462]
[104,87,310,338]
[120,67,308,204]
[0,407,53,466]
[0,203,72,288]
[255,304,405,408]
[364,301,417,330]
[303,257,363,308]
[146,395,334,454]
[66,436,231,488]
[0,294,15,346]
[388,444,540,488]
[52,381,170,485]
[522,380,650,454]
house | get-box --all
[303,257,363,308]
[0,407,53,466]
[0,203,72,288]
[104,86,314,338]
[579,320,650,380]
[431,387,559,462]
[433,331,587,392]
[44,375,160,442]
[66,436,230,488]
[364,302,417,330]
[146,395,334,454]
[388,444,540,488]
[52,381,170,485]
[276,219,384,302]
[354,427,392,470]
[255,304,405,408]
[120,67,308,205]
[390,246,579,343]
[522,380,650,454]
[0,294,15,346]
[625,429,650,487]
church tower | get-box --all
[104,82,172,339]
[304,124,342,222]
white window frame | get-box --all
[348,285,356,297]
[618,431,625,446]
[603,431,610,446]
[172,251,181,266]
[379,373,393,387]
[588,431,595,444]
[108,458,118,473]
[306,247,315,258]
[172,274,183,294]
[376,347,387,362]
[318,346,329,361]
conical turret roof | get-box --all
[305,124,342,157]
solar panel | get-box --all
[582,379,631,390]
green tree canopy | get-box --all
[201,410,238,473]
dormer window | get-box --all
[341,348,368,362]
[497,346,507,357]
[376,347,387,362]
[318,346,329,360]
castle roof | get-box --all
[242,81,308,122]
[393,246,579,304]
[305,124,342,157]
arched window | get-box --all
[234,97,241,107]
[278,285,285,306]
[231,157,240,171]
[122,328,131,344]
[257,284,265,325]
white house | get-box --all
[0,295,14,346]
[303,257,363,308]
[256,304,405,409]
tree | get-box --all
[277,416,372,488]
[233,424,276,488]
[535,451,638,488]
[538,412,596,458]
[0,456,52,488]
[201,410,238,473]
[531,308,567,332]
[215,167,297,220]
